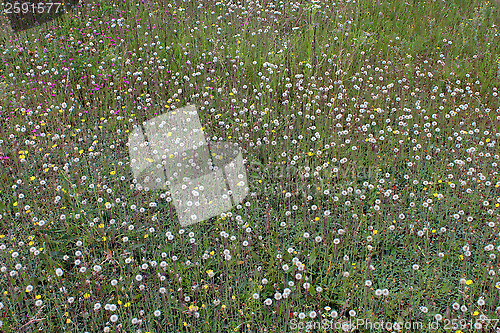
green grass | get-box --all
[0,0,499,332]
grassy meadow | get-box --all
[0,0,500,331]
